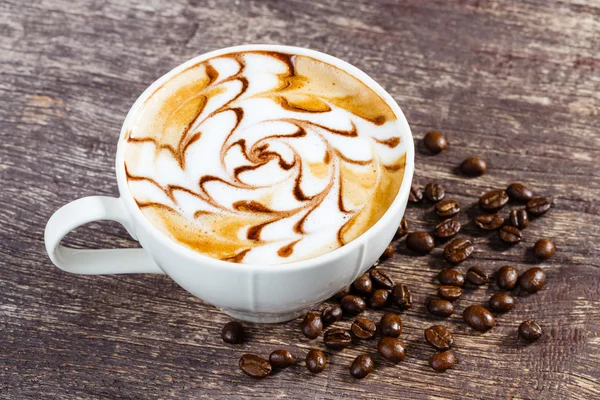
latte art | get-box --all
[123,51,407,264]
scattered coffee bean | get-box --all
[438,269,465,287]
[353,273,373,295]
[350,354,374,379]
[302,312,323,339]
[391,284,413,310]
[351,317,377,339]
[321,305,343,325]
[489,293,516,312]
[460,156,487,177]
[526,197,552,217]
[406,232,435,254]
[474,213,504,230]
[379,312,403,338]
[435,199,460,218]
[427,299,454,317]
[429,350,457,372]
[506,183,533,202]
[377,337,407,363]
[396,217,409,238]
[466,266,489,286]
[409,184,423,203]
[424,325,454,351]
[370,268,394,289]
[333,287,351,301]
[435,218,461,239]
[424,131,448,154]
[438,285,462,301]
[509,208,529,229]
[519,320,543,342]
[222,321,244,344]
[497,265,518,290]
[479,189,509,212]
[269,350,295,369]
[519,268,546,293]
[463,305,495,332]
[380,243,395,260]
[533,238,555,260]
[369,289,390,309]
[498,225,522,244]
[323,328,352,350]
[239,354,272,379]
[425,183,445,202]
[306,349,327,373]
[444,237,474,263]
[341,295,366,315]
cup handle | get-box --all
[44,196,164,275]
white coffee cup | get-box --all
[45,45,415,323]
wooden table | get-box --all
[2,0,599,398]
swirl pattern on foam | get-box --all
[123,51,407,264]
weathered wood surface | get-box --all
[1,0,599,398]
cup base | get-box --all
[220,307,310,323]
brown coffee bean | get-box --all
[533,238,555,260]
[519,320,542,342]
[498,225,522,244]
[341,295,366,315]
[370,268,394,289]
[302,312,323,339]
[396,217,409,238]
[269,350,295,369]
[379,312,402,338]
[509,208,529,229]
[427,299,454,317]
[333,287,351,301]
[425,183,445,202]
[489,293,515,312]
[463,305,495,332]
[406,232,435,254]
[351,317,377,339]
[321,305,343,325]
[391,284,413,310]
[306,349,327,373]
[380,243,395,260]
[438,285,462,301]
[350,354,374,379]
[424,325,454,351]
[435,199,460,218]
[377,337,406,363]
[466,266,489,286]
[519,268,546,293]
[429,350,457,372]
[460,156,487,177]
[474,213,504,230]
[497,265,518,290]
[527,197,553,217]
[409,184,423,203]
[435,218,461,239]
[444,237,474,263]
[323,328,352,350]
[353,273,373,295]
[507,183,533,202]
[222,321,244,344]
[368,289,390,309]
[479,189,509,212]
[424,131,448,154]
[239,354,272,379]
[438,269,465,287]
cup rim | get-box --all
[115,44,414,273]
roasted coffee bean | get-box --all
[435,218,461,239]
[533,238,555,260]
[321,305,343,325]
[369,289,390,309]
[340,295,366,315]
[519,268,546,293]
[497,265,518,290]
[438,285,462,301]
[306,349,327,373]
[396,217,409,238]
[479,189,509,212]
[460,156,487,177]
[333,287,351,301]
[239,354,272,379]
[507,183,533,202]
[466,266,489,286]
[425,183,445,202]
[350,354,374,379]
[489,293,515,312]
[527,197,552,217]
[429,350,457,372]
[409,184,423,203]
[438,269,465,287]
[323,328,352,350]
[379,312,403,338]
[370,268,394,289]
[269,350,295,369]
[444,237,474,263]
[380,243,395,260]
[474,213,504,230]
[435,199,460,218]
[427,299,454,317]
[519,320,543,342]
[351,317,377,339]
[377,337,406,363]
[353,273,373,295]
[222,321,244,344]
[302,312,323,339]
[406,232,435,254]
[424,131,448,154]
[498,225,522,244]
[424,325,454,351]
[391,284,413,310]
[463,305,495,332]
[509,208,529,229]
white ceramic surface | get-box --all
[45,45,415,323]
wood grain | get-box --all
[1,0,599,398]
